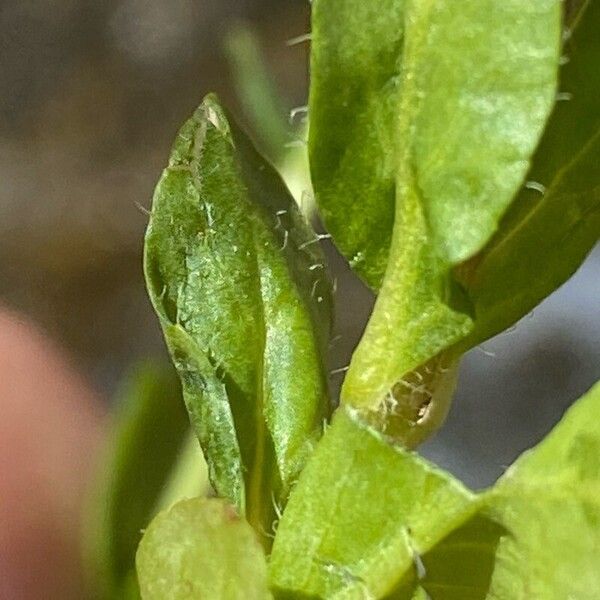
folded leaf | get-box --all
[136,498,271,600]
[310,0,561,286]
[485,381,600,598]
[342,0,560,400]
[269,406,479,598]
[317,0,562,434]
[144,94,332,543]
[456,0,600,349]
[84,363,192,599]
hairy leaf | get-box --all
[144,94,332,543]
[456,0,600,349]
[326,0,561,421]
[136,498,271,600]
[84,363,192,599]
[269,406,478,598]
[310,0,561,286]
[485,381,600,598]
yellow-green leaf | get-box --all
[456,0,600,350]
[136,498,271,600]
[269,406,478,598]
[485,381,600,598]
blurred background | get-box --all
[0,0,598,489]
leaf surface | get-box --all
[269,406,478,598]
[321,0,562,415]
[456,0,600,348]
[136,498,271,600]
[309,0,407,288]
[310,0,561,286]
[485,381,600,599]
[144,95,332,542]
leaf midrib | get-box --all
[246,216,270,539]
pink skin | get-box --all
[0,309,105,599]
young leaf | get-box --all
[84,363,192,599]
[322,0,562,429]
[455,0,600,349]
[144,94,332,543]
[136,498,271,600]
[269,406,479,598]
[485,381,600,598]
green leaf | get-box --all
[136,498,272,600]
[310,0,561,286]
[485,381,600,598]
[413,515,504,600]
[309,0,407,289]
[397,0,561,265]
[84,363,193,599]
[321,0,562,429]
[455,0,600,349]
[144,94,332,544]
[269,406,479,598]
